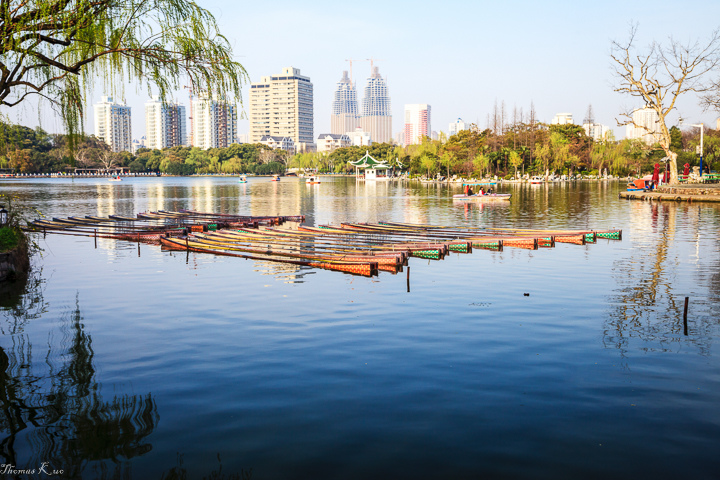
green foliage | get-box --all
[0,227,19,252]
[1,0,247,139]
[669,126,683,153]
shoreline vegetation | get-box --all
[1,120,716,181]
[0,195,32,283]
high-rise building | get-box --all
[331,71,359,135]
[448,118,467,137]
[94,96,132,153]
[551,113,574,125]
[145,96,187,150]
[626,108,661,145]
[360,66,392,144]
[583,123,611,142]
[404,104,431,146]
[191,96,237,150]
[249,66,314,151]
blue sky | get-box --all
[5,0,720,140]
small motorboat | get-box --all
[238,175,247,183]
[271,174,280,182]
[306,175,321,185]
[108,176,122,182]
[530,176,544,184]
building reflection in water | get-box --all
[605,202,719,357]
[0,293,158,478]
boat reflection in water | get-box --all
[0,292,158,478]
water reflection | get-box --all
[0,294,158,478]
[605,201,719,356]
[0,268,47,336]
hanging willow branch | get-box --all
[0,0,247,137]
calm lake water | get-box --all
[1,176,719,479]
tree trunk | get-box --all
[668,151,679,185]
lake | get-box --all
[1,176,719,479]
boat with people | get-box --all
[454,183,509,202]
[108,176,122,182]
[530,176,544,184]
[238,175,247,183]
[453,193,511,202]
[271,174,280,182]
[306,175,321,185]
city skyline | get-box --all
[4,0,720,144]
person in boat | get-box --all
[683,163,690,177]
[464,184,470,195]
[488,187,494,194]
[479,187,485,195]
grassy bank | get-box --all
[0,226,20,252]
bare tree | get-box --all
[611,24,720,184]
[99,149,119,170]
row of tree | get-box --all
[1,120,716,177]
[0,123,291,174]
[290,120,717,178]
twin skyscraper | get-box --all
[331,66,392,144]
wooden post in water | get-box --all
[94,229,97,248]
[683,297,689,336]
[137,232,141,257]
[406,266,410,293]
[186,237,190,264]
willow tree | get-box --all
[611,25,720,184]
[0,0,246,137]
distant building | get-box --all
[583,123,611,141]
[250,66,314,152]
[331,71,359,136]
[190,96,237,150]
[348,127,372,147]
[404,104,431,146]
[394,131,404,146]
[551,113,574,125]
[131,137,146,154]
[626,108,661,145]
[145,96,187,150]
[317,133,351,153]
[259,135,295,153]
[237,133,249,144]
[360,66,392,144]
[448,118,467,137]
[94,96,132,153]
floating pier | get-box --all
[27,211,622,278]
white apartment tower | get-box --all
[250,67,314,151]
[331,70,359,135]
[145,96,187,150]
[583,123,611,142]
[626,108,662,145]
[448,118,467,137]
[404,104,431,146]
[191,96,237,150]
[94,96,132,153]
[360,66,392,144]
[551,113,574,125]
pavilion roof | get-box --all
[348,151,391,169]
